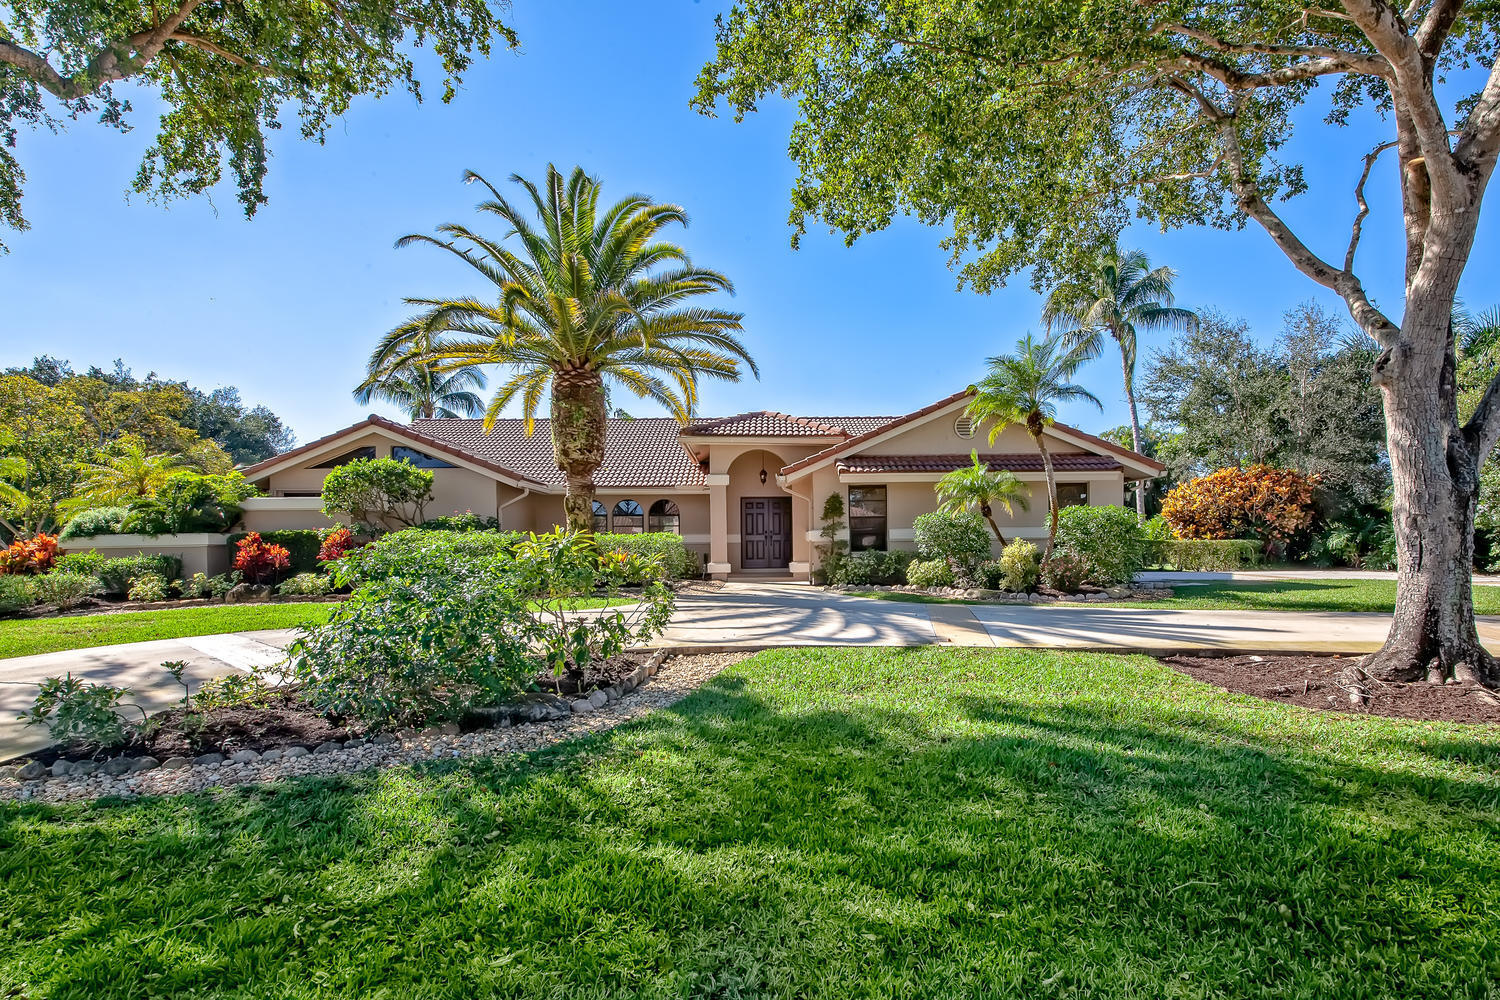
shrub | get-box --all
[0,575,35,615]
[192,672,277,711]
[227,529,322,574]
[20,675,140,751]
[97,555,183,596]
[233,532,292,584]
[57,507,128,541]
[1041,552,1090,593]
[320,457,434,532]
[317,525,357,563]
[0,533,59,575]
[334,529,525,586]
[1161,465,1318,548]
[594,532,699,581]
[32,572,103,609]
[1158,539,1263,572]
[813,493,849,585]
[181,572,214,599]
[278,572,335,596]
[121,471,258,535]
[998,539,1041,592]
[53,551,106,576]
[293,530,674,728]
[1054,506,1148,586]
[418,512,503,532]
[913,511,992,568]
[837,548,916,586]
[906,558,955,588]
[127,573,170,602]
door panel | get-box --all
[741,497,790,569]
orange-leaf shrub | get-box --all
[317,526,357,563]
[0,533,59,575]
[1161,465,1319,546]
[233,531,292,584]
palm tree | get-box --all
[375,165,758,531]
[935,451,1030,545]
[1042,247,1197,518]
[966,333,1102,562]
[356,336,487,419]
[64,438,181,515]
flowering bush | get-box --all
[233,532,292,584]
[1161,465,1319,548]
[0,533,59,575]
[317,525,358,563]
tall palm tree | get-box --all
[356,335,487,419]
[1042,247,1197,518]
[966,333,1102,562]
[935,451,1030,546]
[375,164,758,531]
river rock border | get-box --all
[828,583,1175,603]
[1,651,745,804]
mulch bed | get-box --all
[1163,653,1500,725]
[533,649,655,696]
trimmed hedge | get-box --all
[57,507,128,541]
[594,533,699,581]
[1054,506,1149,586]
[227,530,323,575]
[52,551,107,577]
[1157,539,1263,572]
[336,529,526,585]
[836,548,915,586]
[913,511,992,566]
[97,555,183,596]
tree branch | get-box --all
[1463,368,1500,458]
[1414,0,1464,64]
[1348,138,1400,271]
[1453,55,1500,181]
[1158,21,1388,73]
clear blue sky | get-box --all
[2,1,1495,447]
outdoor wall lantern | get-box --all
[759,468,768,485]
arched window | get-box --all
[648,499,680,534]
[591,500,609,533]
[612,499,644,534]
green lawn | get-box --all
[853,579,1500,615]
[0,597,636,659]
[2,647,1496,998]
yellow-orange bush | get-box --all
[1161,465,1319,545]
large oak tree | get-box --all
[696,0,1500,685]
[0,1,516,250]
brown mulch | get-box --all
[1162,653,1500,725]
[533,650,655,696]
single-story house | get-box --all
[235,389,1163,581]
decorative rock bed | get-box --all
[828,583,1175,603]
[2,651,746,804]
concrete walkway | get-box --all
[1139,569,1500,585]
[8,581,1499,760]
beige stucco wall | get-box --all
[858,409,1086,456]
[59,534,231,577]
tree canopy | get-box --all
[0,0,517,249]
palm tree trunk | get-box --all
[1032,427,1060,563]
[551,367,608,533]
[980,504,1007,547]
[1121,356,1146,520]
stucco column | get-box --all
[706,473,730,579]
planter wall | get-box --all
[59,533,232,577]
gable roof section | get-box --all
[240,415,549,487]
[682,411,847,437]
[415,417,705,489]
[780,389,974,477]
[837,453,1123,474]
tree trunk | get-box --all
[980,503,1007,547]
[1031,424,1060,563]
[1363,301,1497,686]
[1122,355,1147,520]
[551,367,607,534]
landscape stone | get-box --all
[371,733,398,745]
[70,760,98,776]
[571,699,595,714]
[314,741,343,754]
[604,685,623,702]
[161,756,191,770]
[193,753,225,766]
[224,582,273,604]
[282,746,310,758]
[229,749,261,764]
[419,723,460,738]
[260,748,284,763]
[16,760,45,781]
[50,760,72,777]
[588,690,609,709]
[343,738,367,748]
[130,756,160,772]
[102,758,133,776]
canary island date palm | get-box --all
[355,336,487,420]
[935,451,1030,546]
[1042,248,1197,519]
[376,165,757,531]
[966,333,1101,562]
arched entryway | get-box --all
[726,448,794,572]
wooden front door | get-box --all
[740,497,791,569]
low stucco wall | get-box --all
[58,533,231,577]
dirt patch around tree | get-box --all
[1162,653,1500,725]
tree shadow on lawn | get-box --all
[1,649,1497,999]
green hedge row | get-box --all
[226,530,323,575]
[1154,539,1263,572]
[593,533,699,581]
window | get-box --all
[648,499,681,534]
[312,446,375,469]
[848,486,888,551]
[591,501,609,533]
[1057,483,1090,507]
[392,445,455,469]
[612,499,644,533]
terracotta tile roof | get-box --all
[836,453,1123,474]
[413,417,705,488]
[805,416,901,437]
[683,411,847,437]
[781,389,975,475]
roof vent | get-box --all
[954,415,977,440]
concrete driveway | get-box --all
[0,630,296,760]
[658,583,937,647]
